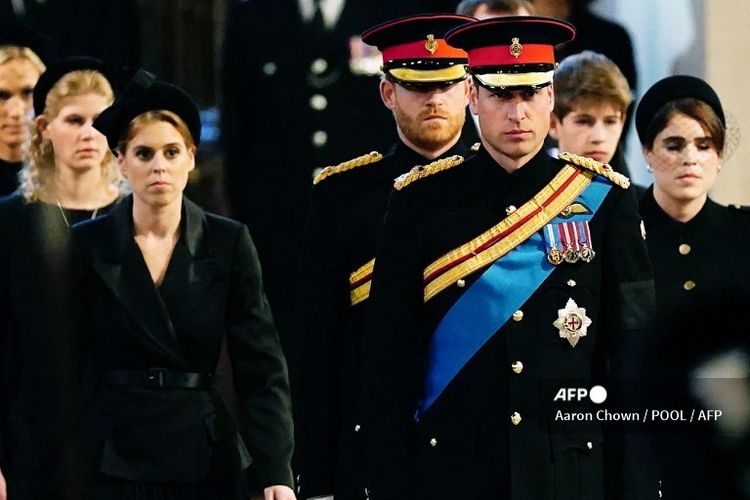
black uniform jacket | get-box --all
[638,187,750,499]
[363,148,655,500]
[0,194,115,500]
[72,196,294,489]
[221,0,424,345]
[293,139,470,499]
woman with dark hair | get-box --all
[75,71,295,500]
[0,56,124,500]
[636,75,750,499]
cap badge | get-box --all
[553,298,592,348]
[509,37,523,58]
[425,34,438,54]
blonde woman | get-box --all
[0,23,51,196]
[75,72,294,500]
[0,57,124,500]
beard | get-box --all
[394,104,465,152]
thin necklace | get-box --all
[55,198,100,228]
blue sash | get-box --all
[417,177,612,419]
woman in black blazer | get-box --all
[74,71,295,500]
[0,56,124,500]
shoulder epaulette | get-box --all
[313,151,384,185]
[471,142,481,152]
[558,151,630,189]
[393,155,464,191]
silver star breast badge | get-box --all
[553,298,592,347]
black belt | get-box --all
[105,368,213,390]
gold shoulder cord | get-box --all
[394,155,464,191]
[558,151,630,189]
[313,151,384,185]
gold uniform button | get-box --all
[310,58,328,75]
[312,130,328,147]
[683,280,696,291]
[678,243,691,255]
[505,205,517,215]
[429,438,437,447]
[511,412,522,425]
[511,361,524,374]
[567,279,576,287]
[354,424,361,432]
[456,279,466,288]
[309,93,328,111]
[512,310,524,322]
[262,61,278,76]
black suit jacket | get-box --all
[363,149,655,500]
[72,196,294,489]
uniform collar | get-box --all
[474,146,557,192]
[389,136,469,165]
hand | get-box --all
[0,467,6,500]
[263,485,296,500]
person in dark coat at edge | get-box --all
[292,13,477,500]
[220,0,426,348]
[635,75,750,499]
[0,23,54,196]
[75,70,295,500]
[362,16,655,500]
[0,56,126,500]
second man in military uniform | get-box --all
[292,13,477,500]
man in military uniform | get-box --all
[292,14,477,500]
[363,16,655,500]
[221,1,428,346]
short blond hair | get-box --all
[19,69,127,202]
[0,45,45,73]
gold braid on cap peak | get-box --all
[313,151,384,185]
[394,155,464,191]
[558,151,630,189]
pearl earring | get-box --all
[646,165,653,173]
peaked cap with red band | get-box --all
[361,14,475,86]
[445,16,575,90]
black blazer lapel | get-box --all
[89,197,189,367]
[157,198,223,366]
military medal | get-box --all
[544,224,564,265]
[553,298,592,347]
[543,203,597,266]
[559,222,580,263]
[578,220,595,263]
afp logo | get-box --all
[553,385,607,404]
